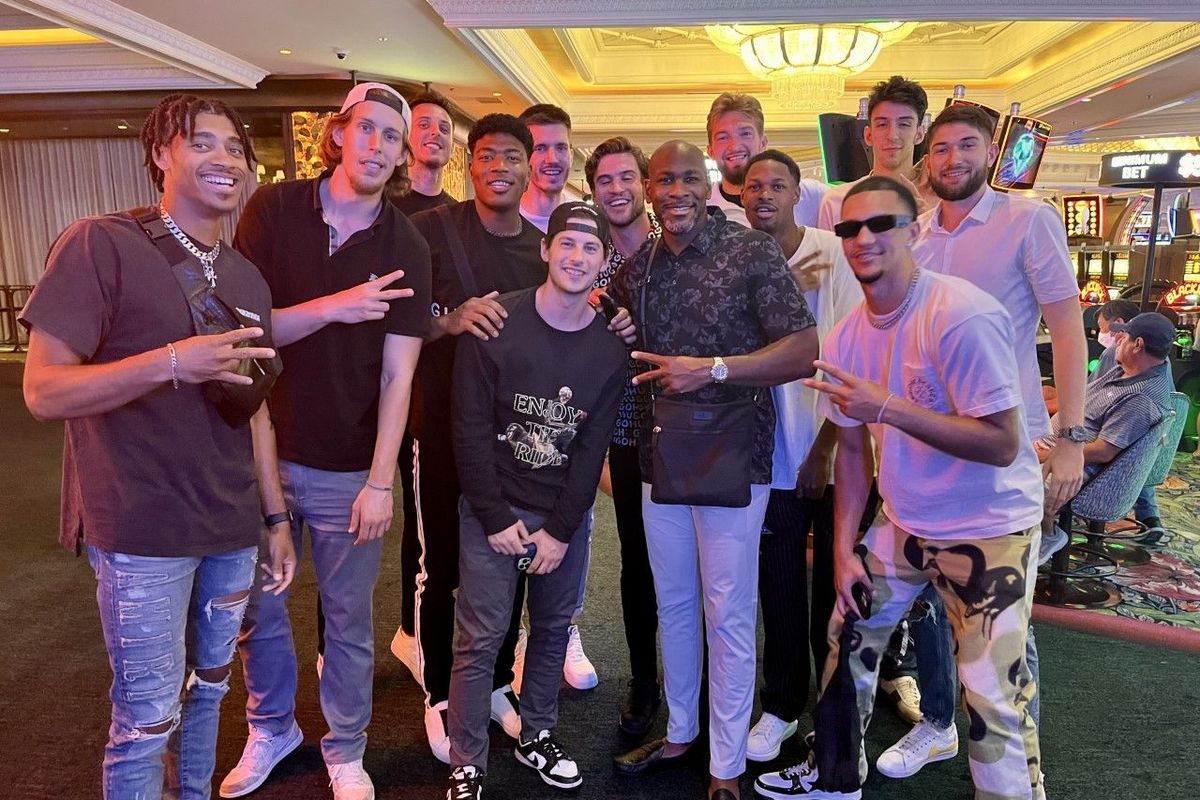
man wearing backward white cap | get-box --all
[223,81,432,800]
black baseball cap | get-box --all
[544,201,609,249]
[1110,312,1176,358]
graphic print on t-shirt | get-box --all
[502,386,588,468]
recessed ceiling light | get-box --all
[377,37,388,42]
[116,122,128,130]
[279,48,292,55]
[492,92,502,97]
[243,123,251,129]
[0,128,9,134]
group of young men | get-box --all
[22,70,1178,800]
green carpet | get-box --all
[1,361,1197,800]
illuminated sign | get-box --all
[1079,279,1108,304]
[1162,282,1200,308]
[1099,150,1200,188]
[1063,194,1103,239]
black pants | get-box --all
[806,481,913,698]
[609,443,659,684]
[758,488,819,722]
[408,434,523,705]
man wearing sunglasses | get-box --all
[754,176,1044,800]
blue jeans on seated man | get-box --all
[89,543,257,800]
[913,586,1041,729]
[1132,484,1159,522]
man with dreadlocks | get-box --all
[223,82,431,800]
[20,93,298,798]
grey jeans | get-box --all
[448,498,589,769]
[237,460,382,765]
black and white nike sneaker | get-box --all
[446,765,484,800]
[514,729,582,790]
[754,754,862,799]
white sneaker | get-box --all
[490,684,522,739]
[326,758,375,800]
[390,627,422,687]
[220,722,304,798]
[425,700,451,764]
[879,675,922,725]
[876,720,958,779]
[563,624,598,690]
[511,626,528,695]
[747,712,798,762]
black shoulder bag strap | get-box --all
[434,204,481,299]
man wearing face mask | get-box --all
[1090,300,1172,542]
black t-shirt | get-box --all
[453,288,626,541]
[392,189,455,217]
[408,201,546,444]
[234,175,432,471]
[19,210,272,557]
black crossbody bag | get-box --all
[133,208,282,428]
[638,238,755,508]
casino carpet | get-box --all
[2,360,1199,800]
[1032,452,1200,649]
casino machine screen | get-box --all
[990,115,1052,191]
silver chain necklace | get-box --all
[480,214,523,239]
[159,205,220,287]
[868,268,921,330]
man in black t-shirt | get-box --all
[392,90,457,217]
[20,94,296,799]
[446,202,626,799]
[401,113,545,765]
[226,82,430,800]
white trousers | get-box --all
[641,483,770,779]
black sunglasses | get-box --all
[833,214,913,239]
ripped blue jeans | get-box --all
[89,544,257,800]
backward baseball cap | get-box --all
[339,82,412,132]
[544,201,610,248]
[1110,312,1177,358]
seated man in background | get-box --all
[1039,311,1175,476]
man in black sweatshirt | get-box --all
[446,202,627,799]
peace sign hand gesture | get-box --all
[803,359,893,424]
[631,350,713,395]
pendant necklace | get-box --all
[159,205,220,287]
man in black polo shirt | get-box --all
[611,140,817,800]
[223,82,431,800]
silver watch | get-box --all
[710,356,729,384]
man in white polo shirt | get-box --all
[754,176,1044,800]
[876,102,1086,781]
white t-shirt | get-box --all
[913,187,1079,438]
[770,227,863,489]
[709,179,828,230]
[815,178,859,231]
[821,270,1044,539]
[521,210,551,234]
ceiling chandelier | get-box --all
[704,22,917,111]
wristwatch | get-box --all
[1055,425,1090,443]
[264,510,293,528]
[710,356,729,384]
